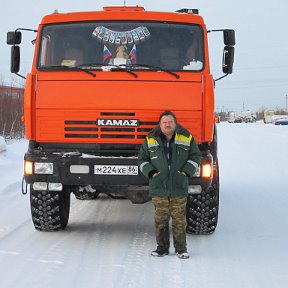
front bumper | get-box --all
[24,150,213,189]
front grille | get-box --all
[65,127,99,131]
[64,112,157,140]
[65,134,98,138]
[100,112,135,116]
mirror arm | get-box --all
[214,74,228,82]
[207,29,223,33]
[16,73,26,80]
[15,28,38,33]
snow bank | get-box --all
[0,136,6,153]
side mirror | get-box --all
[10,46,20,73]
[223,29,235,46]
[7,31,22,45]
[222,46,235,74]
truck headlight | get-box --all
[34,162,53,175]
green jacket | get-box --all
[138,125,201,197]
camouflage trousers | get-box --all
[152,196,187,253]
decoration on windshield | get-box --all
[103,44,137,65]
[92,26,151,46]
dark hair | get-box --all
[158,110,177,123]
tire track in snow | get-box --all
[111,202,191,288]
[0,181,22,198]
[115,206,152,288]
[62,196,128,287]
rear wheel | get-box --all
[30,185,71,231]
[73,185,100,200]
[75,192,100,200]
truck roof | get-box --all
[40,6,205,26]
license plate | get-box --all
[94,165,138,175]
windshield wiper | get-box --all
[80,63,138,78]
[41,63,179,79]
[123,63,180,79]
[42,65,96,77]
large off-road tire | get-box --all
[30,185,71,231]
[186,124,220,234]
[186,164,219,234]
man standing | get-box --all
[138,110,201,259]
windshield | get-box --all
[38,21,204,71]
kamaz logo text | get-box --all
[96,119,139,127]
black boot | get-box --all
[151,246,169,257]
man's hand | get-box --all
[179,171,189,177]
[149,170,160,178]
[152,172,160,177]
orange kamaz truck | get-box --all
[7,6,235,233]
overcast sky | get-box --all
[1,0,288,112]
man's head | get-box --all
[159,110,177,139]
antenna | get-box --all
[124,0,126,6]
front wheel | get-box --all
[30,185,71,231]
[186,163,219,234]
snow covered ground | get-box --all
[0,122,288,288]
